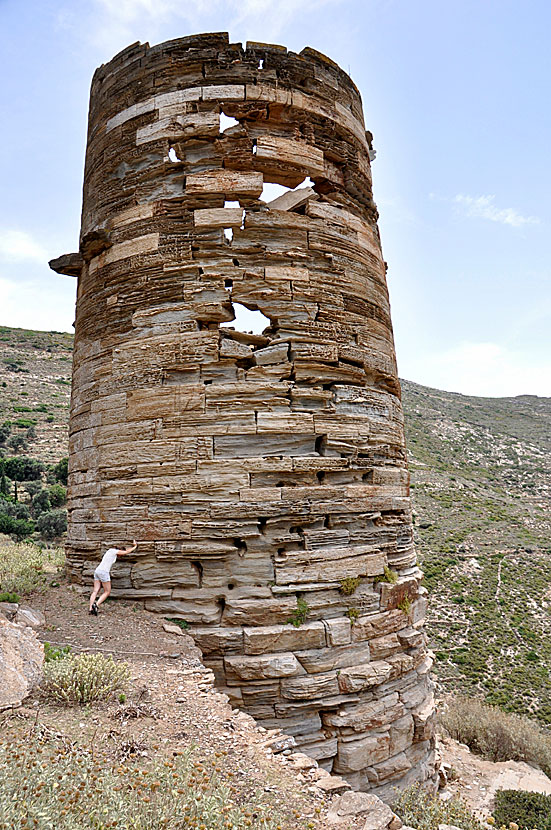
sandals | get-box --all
[90,602,99,616]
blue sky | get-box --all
[0,0,549,397]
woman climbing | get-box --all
[89,540,137,615]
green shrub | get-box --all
[394,783,482,830]
[14,418,36,428]
[398,595,412,614]
[166,618,190,630]
[0,514,35,540]
[36,508,67,539]
[493,789,551,830]
[43,652,130,704]
[440,695,551,778]
[53,456,68,485]
[287,597,309,627]
[339,577,361,595]
[0,591,20,603]
[48,483,67,507]
[44,642,72,662]
[31,488,51,517]
[375,565,398,584]
[346,607,360,625]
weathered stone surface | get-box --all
[0,617,44,709]
[224,652,304,682]
[334,734,390,773]
[243,622,326,655]
[281,671,339,700]
[54,33,434,796]
[361,798,396,830]
[15,607,46,629]
[338,660,393,693]
[328,791,386,821]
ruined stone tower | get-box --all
[51,33,436,799]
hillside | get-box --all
[402,380,551,723]
[1,327,550,721]
[0,326,72,464]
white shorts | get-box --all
[94,569,111,583]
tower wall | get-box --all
[60,33,436,798]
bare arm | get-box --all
[117,539,137,556]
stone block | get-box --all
[334,733,390,773]
[338,660,393,693]
[295,642,371,674]
[281,671,339,700]
[243,621,326,654]
[224,652,304,682]
[324,616,351,646]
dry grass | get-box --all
[440,695,551,778]
[394,783,482,830]
[0,538,64,597]
[0,731,292,830]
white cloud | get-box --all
[400,341,551,398]
[87,0,341,53]
[0,276,76,333]
[453,194,540,228]
[0,230,49,264]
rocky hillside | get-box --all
[1,327,550,722]
[403,380,551,724]
[0,326,72,464]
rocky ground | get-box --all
[2,583,399,830]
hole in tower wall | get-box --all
[261,177,315,205]
[168,146,182,162]
[220,113,239,133]
[224,228,233,241]
[220,302,271,335]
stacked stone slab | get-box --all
[51,33,436,799]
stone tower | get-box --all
[50,33,436,799]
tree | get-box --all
[54,457,68,486]
[36,509,67,540]
[0,422,10,446]
[48,483,67,507]
[31,489,51,518]
[6,434,27,453]
[0,514,35,540]
[3,457,44,500]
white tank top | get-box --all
[98,548,118,574]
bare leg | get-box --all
[89,579,101,611]
[96,582,111,607]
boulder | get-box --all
[0,617,44,710]
[328,791,397,827]
[16,606,46,629]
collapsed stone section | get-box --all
[52,33,436,799]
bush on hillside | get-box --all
[43,652,130,704]
[48,483,67,507]
[393,783,481,830]
[31,488,51,517]
[440,695,551,778]
[0,540,63,596]
[53,456,68,486]
[0,514,35,541]
[493,789,551,830]
[36,508,67,540]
